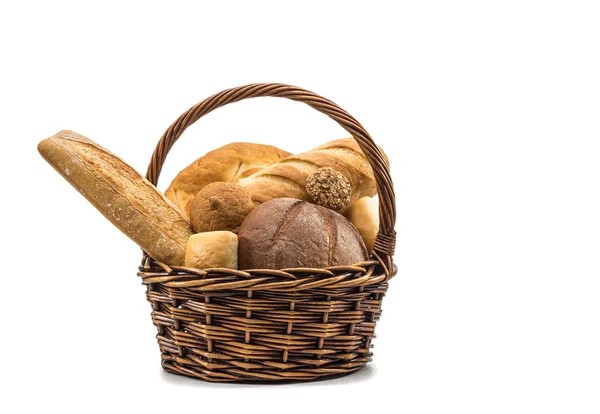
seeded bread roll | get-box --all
[38,130,193,265]
[306,167,352,211]
[237,198,368,269]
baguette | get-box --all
[38,130,193,266]
[237,138,384,204]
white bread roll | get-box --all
[185,231,238,269]
[343,196,379,253]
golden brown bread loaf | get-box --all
[237,138,384,205]
[343,196,379,253]
[185,231,239,269]
[237,198,368,269]
[38,130,193,266]
[165,142,291,217]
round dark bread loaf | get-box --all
[238,198,368,269]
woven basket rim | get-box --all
[138,256,397,292]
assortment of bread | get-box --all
[39,130,384,271]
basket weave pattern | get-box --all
[139,84,397,382]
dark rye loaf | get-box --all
[238,198,368,269]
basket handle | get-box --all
[146,83,396,274]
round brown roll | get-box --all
[237,198,368,269]
[189,182,254,233]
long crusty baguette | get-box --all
[237,138,384,205]
[38,130,193,266]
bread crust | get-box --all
[238,198,368,269]
[38,130,193,266]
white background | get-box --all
[1,1,599,413]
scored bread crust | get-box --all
[38,130,193,266]
[164,142,291,217]
[237,198,368,269]
[236,138,386,205]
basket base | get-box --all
[160,358,368,384]
[142,260,390,384]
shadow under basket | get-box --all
[137,83,397,383]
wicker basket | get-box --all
[138,83,397,382]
